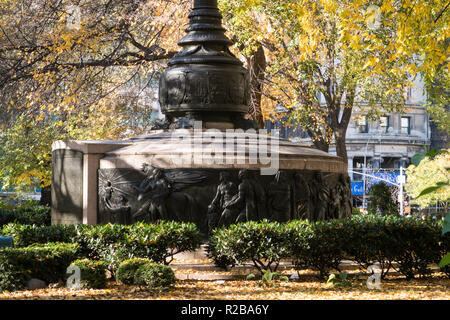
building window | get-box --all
[404,86,413,102]
[380,116,389,133]
[357,116,369,133]
[401,117,411,134]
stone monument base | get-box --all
[51,130,351,236]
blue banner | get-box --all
[351,182,364,196]
[367,172,399,187]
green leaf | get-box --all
[411,153,426,166]
[425,149,440,158]
[417,181,449,198]
[339,272,348,281]
[443,213,450,235]
[327,274,336,283]
[438,253,450,268]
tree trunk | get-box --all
[334,128,348,164]
[311,137,330,153]
[333,91,355,164]
[306,126,330,153]
[246,44,266,129]
[39,185,51,206]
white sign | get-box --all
[396,175,406,184]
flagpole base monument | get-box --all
[51,0,351,235]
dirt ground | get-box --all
[0,273,448,300]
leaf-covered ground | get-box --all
[0,273,448,300]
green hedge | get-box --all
[72,221,203,273]
[1,223,77,247]
[134,263,176,290]
[287,220,347,279]
[0,242,79,292]
[207,220,291,272]
[0,206,51,227]
[1,221,203,274]
[116,258,154,285]
[342,215,444,279]
[207,215,449,280]
[116,258,176,289]
[68,259,108,289]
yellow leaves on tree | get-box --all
[220,0,448,163]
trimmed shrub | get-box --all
[150,221,203,265]
[116,258,153,285]
[342,215,398,279]
[134,263,176,289]
[2,223,77,247]
[0,206,51,227]
[287,219,347,279]
[72,221,203,274]
[207,216,448,281]
[71,224,131,272]
[387,218,442,279]
[0,242,79,292]
[352,207,362,216]
[207,220,291,273]
[368,183,398,216]
[68,259,107,289]
[206,231,236,270]
[3,221,202,275]
[343,215,444,279]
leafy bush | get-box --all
[0,206,50,227]
[326,272,352,288]
[208,215,448,281]
[0,242,79,292]
[1,221,203,275]
[287,220,347,279]
[2,223,77,247]
[342,215,397,279]
[71,223,131,272]
[343,215,443,279]
[151,221,204,265]
[134,262,176,290]
[247,269,289,287]
[72,221,202,274]
[68,259,107,289]
[206,231,236,270]
[207,220,291,273]
[368,183,399,216]
[116,258,153,285]
[387,218,442,279]
[352,207,362,216]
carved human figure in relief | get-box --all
[207,171,238,230]
[102,181,114,209]
[337,174,353,219]
[310,171,330,221]
[268,170,293,222]
[329,186,343,219]
[133,164,156,197]
[144,168,173,221]
[224,169,260,223]
[294,172,313,221]
[107,195,131,225]
[132,164,157,222]
[132,165,174,222]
